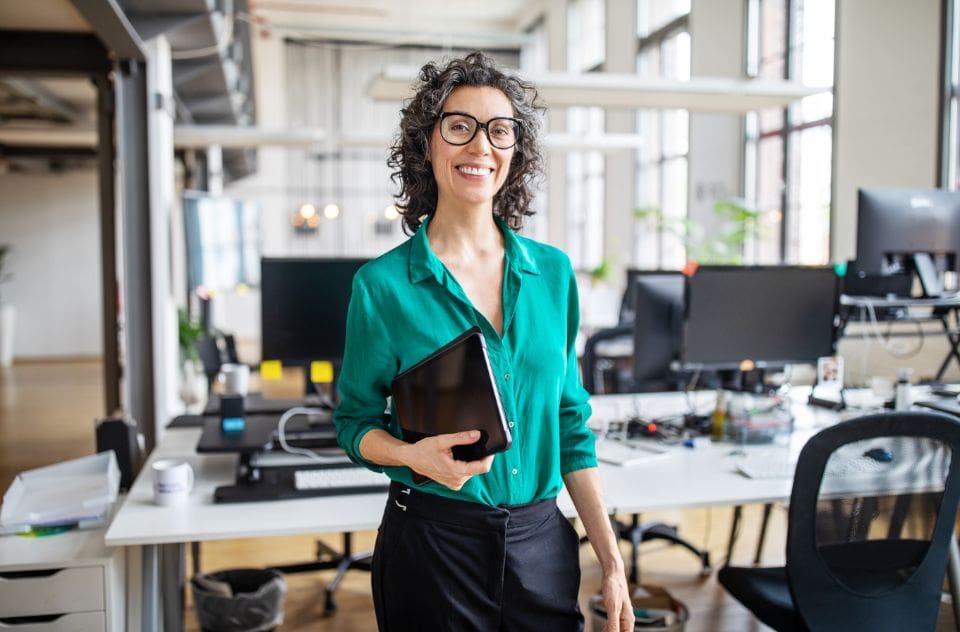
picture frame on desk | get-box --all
[808,356,847,411]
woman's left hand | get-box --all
[599,569,633,632]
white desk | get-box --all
[588,389,861,513]
[106,387,928,632]
[104,429,391,631]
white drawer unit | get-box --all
[0,529,123,632]
[0,612,105,632]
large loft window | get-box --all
[568,0,605,72]
[565,0,606,270]
[744,0,835,264]
[634,2,690,269]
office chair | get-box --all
[719,411,960,631]
[222,333,240,365]
[196,336,223,391]
[582,324,634,394]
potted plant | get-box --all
[178,308,208,410]
[0,245,14,367]
[634,199,763,267]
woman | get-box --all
[334,51,633,631]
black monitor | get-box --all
[681,265,838,371]
[855,188,960,296]
[632,272,685,386]
[260,257,368,365]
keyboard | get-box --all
[595,440,669,467]
[737,455,892,480]
[214,463,389,503]
[294,467,389,491]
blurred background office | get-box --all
[3,2,960,630]
[0,0,955,480]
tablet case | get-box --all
[390,327,511,462]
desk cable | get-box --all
[275,406,338,463]
[859,299,924,359]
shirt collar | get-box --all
[408,214,540,285]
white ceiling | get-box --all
[249,0,540,47]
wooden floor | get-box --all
[1,359,956,631]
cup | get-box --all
[152,459,194,506]
[219,363,250,396]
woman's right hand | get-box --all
[401,430,494,490]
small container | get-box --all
[894,367,913,411]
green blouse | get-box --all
[333,216,596,507]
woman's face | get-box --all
[428,85,516,212]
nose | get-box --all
[466,124,492,153]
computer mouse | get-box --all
[863,447,893,462]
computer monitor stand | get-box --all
[913,253,944,297]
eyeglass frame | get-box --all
[437,111,522,150]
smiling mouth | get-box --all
[457,166,493,176]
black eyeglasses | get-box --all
[438,111,521,150]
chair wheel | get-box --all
[324,593,337,614]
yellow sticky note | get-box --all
[311,360,334,384]
[260,359,283,381]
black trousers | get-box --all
[372,482,584,632]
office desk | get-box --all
[107,387,951,632]
[104,428,390,632]
[589,389,851,513]
[839,293,960,380]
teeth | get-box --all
[458,166,492,176]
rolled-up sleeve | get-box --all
[333,273,397,471]
[558,260,597,475]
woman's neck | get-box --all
[427,205,504,263]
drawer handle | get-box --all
[0,613,67,624]
[0,569,63,579]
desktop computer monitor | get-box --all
[260,257,369,365]
[632,272,685,385]
[682,265,838,371]
[854,188,960,296]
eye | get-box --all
[490,120,515,137]
[443,115,475,135]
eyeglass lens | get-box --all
[440,113,518,149]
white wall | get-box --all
[0,169,103,358]
[832,0,944,262]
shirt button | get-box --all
[508,421,515,428]
[504,373,511,380]
[512,468,518,476]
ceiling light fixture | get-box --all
[368,66,827,113]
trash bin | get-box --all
[588,584,689,632]
[191,568,286,632]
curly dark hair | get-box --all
[387,51,545,235]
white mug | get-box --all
[219,363,250,396]
[152,459,194,506]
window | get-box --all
[565,0,606,270]
[568,0,605,72]
[634,3,690,269]
[566,107,605,269]
[745,0,835,264]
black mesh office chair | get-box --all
[719,411,960,631]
